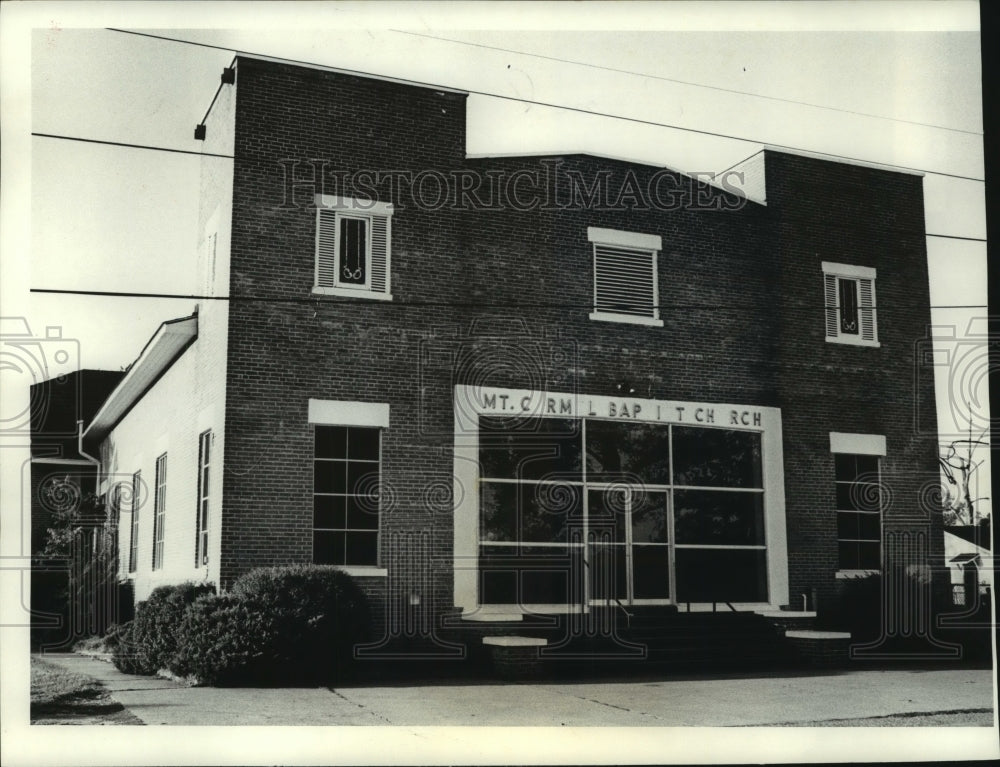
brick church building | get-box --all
[80,54,946,662]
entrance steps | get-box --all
[443,606,796,678]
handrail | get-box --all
[581,557,633,627]
[613,597,633,629]
[712,601,739,612]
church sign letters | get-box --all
[475,387,764,428]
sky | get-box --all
[3,1,990,499]
[0,2,994,763]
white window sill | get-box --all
[461,612,525,623]
[312,286,393,301]
[825,335,880,348]
[333,566,388,577]
[835,569,881,579]
[678,602,774,612]
[473,605,587,615]
[589,311,664,327]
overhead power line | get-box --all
[28,289,988,310]
[25,129,991,245]
[31,132,233,159]
[393,30,983,138]
[103,28,985,185]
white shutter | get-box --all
[316,209,338,288]
[593,245,656,318]
[370,214,390,294]
[824,273,839,338]
[858,277,876,342]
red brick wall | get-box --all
[217,58,942,629]
[763,150,942,608]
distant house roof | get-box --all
[949,552,981,565]
[947,523,992,551]
[30,369,125,459]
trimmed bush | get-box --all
[112,582,215,675]
[111,620,143,674]
[172,594,274,685]
[819,573,883,641]
[819,567,947,644]
[228,565,370,684]
[113,568,369,685]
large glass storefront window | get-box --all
[477,416,767,606]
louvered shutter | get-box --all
[370,214,390,294]
[316,209,338,288]
[593,245,657,318]
[316,208,391,294]
[824,273,839,338]
[858,277,876,342]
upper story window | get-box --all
[822,262,878,346]
[314,195,393,301]
[587,227,664,327]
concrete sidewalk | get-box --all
[37,653,996,727]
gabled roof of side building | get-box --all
[84,314,198,444]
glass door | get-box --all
[587,486,671,606]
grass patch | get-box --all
[72,634,110,654]
[31,656,142,725]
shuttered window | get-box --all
[587,227,663,327]
[314,195,393,299]
[822,262,878,346]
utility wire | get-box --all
[29,128,991,233]
[926,233,987,243]
[25,128,992,245]
[103,28,985,185]
[28,289,988,310]
[21,135,992,245]
[393,30,983,138]
[31,132,233,159]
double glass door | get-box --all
[587,486,671,605]
[477,414,767,610]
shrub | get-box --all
[113,582,215,675]
[820,573,883,641]
[171,594,274,685]
[116,568,370,685]
[229,565,370,684]
[111,621,143,674]
[820,566,947,644]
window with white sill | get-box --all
[823,262,878,346]
[313,425,381,567]
[588,227,663,327]
[314,195,393,300]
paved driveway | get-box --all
[37,653,996,728]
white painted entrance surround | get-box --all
[453,385,789,616]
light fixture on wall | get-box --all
[615,381,636,396]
